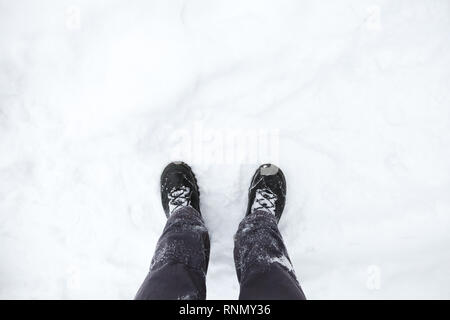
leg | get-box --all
[135,206,210,300]
[135,162,209,300]
[234,210,306,300]
[234,164,306,300]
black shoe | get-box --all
[160,161,200,218]
[245,164,286,222]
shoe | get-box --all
[245,164,286,222]
[160,161,200,217]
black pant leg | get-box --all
[135,207,210,300]
[234,210,306,300]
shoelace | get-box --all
[251,188,277,215]
[168,186,191,213]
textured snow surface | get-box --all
[1,0,450,299]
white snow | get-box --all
[1,0,450,299]
[269,255,294,274]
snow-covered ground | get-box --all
[1,0,450,299]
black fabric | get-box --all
[234,210,306,300]
[135,207,210,300]
[135,208,305,300]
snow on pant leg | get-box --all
[234,210,306,300]
[135,206,210,300]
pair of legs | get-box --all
[135,162,306,300]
